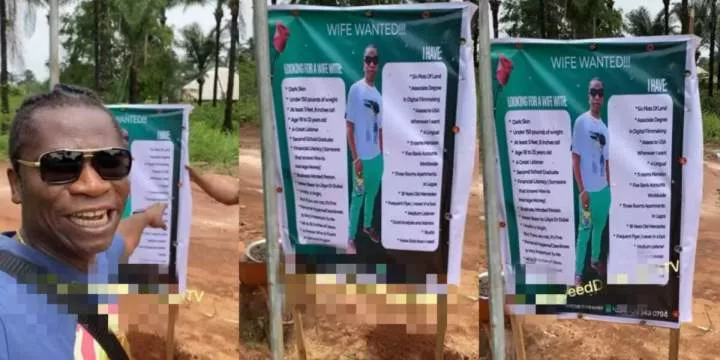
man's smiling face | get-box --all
[8,105,129,263]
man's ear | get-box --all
[7,167,22,204]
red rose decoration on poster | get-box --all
[273,22,290,53]
[492,54,514,120]
[271,22,290,78]
[496,54,513,87]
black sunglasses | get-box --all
[364,55,379,65]
[589,88,604,97]
[16,148,132,185]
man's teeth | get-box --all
[70,210,110,227]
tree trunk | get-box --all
[490,0,499,39]
[681,0,689,34]
[710,0,717,96]
[539,0,546,38]
[158,81,163,104]
[197,79,204,106]
[0,0,9,130]
[128,64,140,103]
[223,0,239,133]
[93,0,100,93]
[212,0,222,107]
[688,5,694,35]
[160,8,167,27]
[663,0,670,34]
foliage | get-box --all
[672,0,714,49]
[177,23,219,103]
[188,117,238,167]
[623,6,678,36]
[704,111,720,144]
[501,0,623,39]
[0,133,6,160]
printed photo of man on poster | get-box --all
[346,44,384,255]
[572,77,611,286]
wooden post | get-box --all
[669,328,680,360]
[165,303,180,360]
[510,315,527,360]
[293,305,307,360]
[688,6,695,35]
[435,293,448,360]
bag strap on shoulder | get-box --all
[0,250,129,360]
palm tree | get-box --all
[223,0,239,133]
[0,0,43,118]
[113,0,166,103]
[623,6,676,36]
[672,1,712,47]
[178,23,217,106]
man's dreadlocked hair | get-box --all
[8,83,124,171]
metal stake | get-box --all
[477,1,506,358]
[253,0,284,358]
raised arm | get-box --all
[186,165,240,205]
[118,203,168,262]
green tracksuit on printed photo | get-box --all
[349,155,384,239]
[575,186,611,275]
[346,78,383,241]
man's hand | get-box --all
[580,191,590,209]
[120,203,168,261]
[144,203,168,230]
[186,165,199,183]
[354,159,363,177]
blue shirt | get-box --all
[0,232,124,359]
[346,79,383,160]
[571,111,609,192]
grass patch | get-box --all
[188,119,238,173]
[704,111,720,144]
[0,134,6,161]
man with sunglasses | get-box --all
[346,44,384,254]
[0,84,167,359]
[571,77,611,286]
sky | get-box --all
[13,0,665,81]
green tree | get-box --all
[60,0,183,104]
[623,6,677,36]
[178,23,218,106]
[223,0,239,132]
[502,0,622,39]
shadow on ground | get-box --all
[127,331,198,360]
[363,324,472,360]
